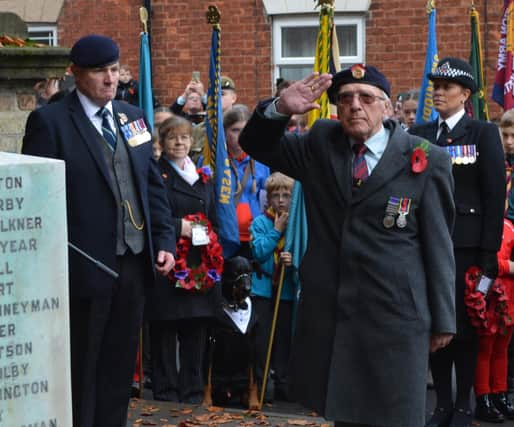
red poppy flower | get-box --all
[411,147,428,174]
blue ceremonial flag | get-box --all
[416,1,439,124]
[285,181,308,272]
[138,31,154,131]
[205,22,239,258]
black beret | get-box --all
[327,64,391,103]
[70,34,120,68]
[428,57,477,94]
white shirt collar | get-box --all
[438,109,465,131]
[350,125,388,157]
[76,89,114,120]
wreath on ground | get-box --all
[464,266,512,336]
[168,212,223,292]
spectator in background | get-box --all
[287,113,309,134]
[221,76,238,113]
[399,90,419,130]
[498,109,514,395]
[115,64,138,106]
[170,77,207,120]
[154,106,174,129]
[147,115,219,404]
[225,105,269,260]
[250,172,297,402]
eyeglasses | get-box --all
[270,193,292,201]
[336,91,386,106]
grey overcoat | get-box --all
[240,111,456,427]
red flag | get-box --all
[493,0,514,110]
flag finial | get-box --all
[207,5,221,26]
[426,0,435,14]
[139,7,148,33]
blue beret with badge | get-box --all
[70,34,120,68]
[427,57,477,94]
[327,63,391,103]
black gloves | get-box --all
[478,249,499,279]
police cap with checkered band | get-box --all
[428,57,478,94]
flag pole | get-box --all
[259,264,286,409]
[135,7,150,398]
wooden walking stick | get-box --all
[258,264,286,409]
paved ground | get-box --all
[126,389,514,427]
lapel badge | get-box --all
[351,64,366,79]
[161,173,168,180]
[118,112,128,125]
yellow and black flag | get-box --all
[308,0,340,126]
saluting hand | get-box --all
[276,72,333,116]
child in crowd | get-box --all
[115,64,138,105]
[473,111,514,423]
[250,172,297,402]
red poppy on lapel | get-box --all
[411,140,430,174]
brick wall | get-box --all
[57,0,272,109]
[368,0,503,120]
[57,0,504,119]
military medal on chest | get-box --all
[396,198,412,229]
[383,196,400,229]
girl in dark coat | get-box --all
[146,116,220,403]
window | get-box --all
[273,15,365,82]
[27,25,58,46]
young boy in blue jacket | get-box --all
[250,172,296,402]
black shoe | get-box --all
[491,392,514,419]
[449,408,474,427]
[131,381,141,398]
[425,407,452,427]
[475,394,505,423]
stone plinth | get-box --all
[0,47,70,153]
[0,152,72,426]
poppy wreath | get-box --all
[411,140,430,174]
[464,266,512,336]
[168,212,223,292]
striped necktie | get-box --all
[97,107,117,151]
[352,143,368,188]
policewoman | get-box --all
[409,57,506,427]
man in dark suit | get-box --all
[22,35,176,427]
[409,57,506,427]
[239,65,456,427]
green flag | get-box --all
[469,6,489,120]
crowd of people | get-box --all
[21,33,514,427]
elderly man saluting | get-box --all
[22,35,176,427]
[239,65,456,427]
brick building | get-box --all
[2,0,505,118]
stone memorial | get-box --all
[0,152,72,427]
